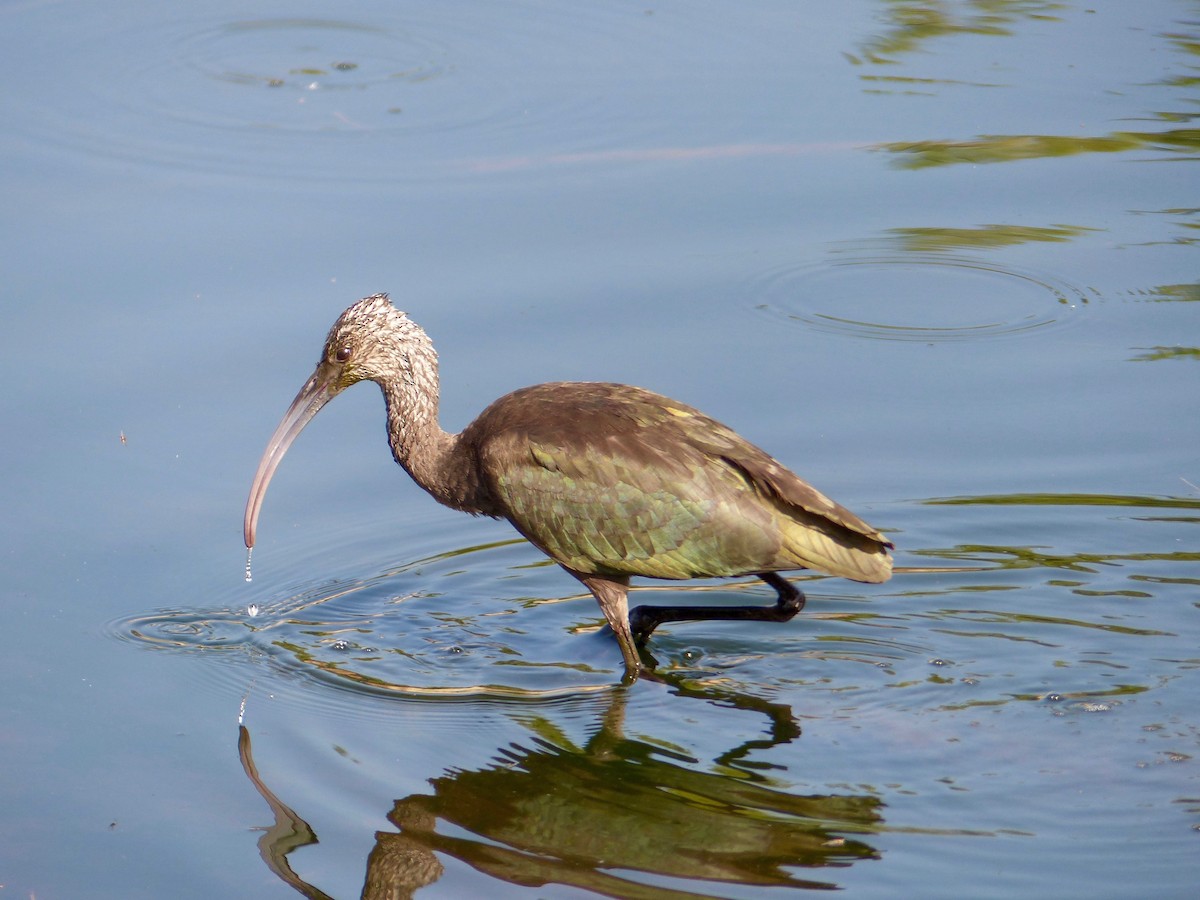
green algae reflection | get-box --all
[881,223,1100,253]
[846,0,1067,66]
[877,129,1200,169]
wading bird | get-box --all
[244,294,892,678]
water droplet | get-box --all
[247,604,260,618]
[244,547,253,583]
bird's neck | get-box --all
[378,366,490,515]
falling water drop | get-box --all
[244,547,253,583]
[238,680,255,725]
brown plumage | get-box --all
[245,294,892,679]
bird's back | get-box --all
[461,382,892,583]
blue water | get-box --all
[1,1,1197,897]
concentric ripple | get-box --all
[128,18,453,132]
[753,254,1093,343]
[108,531,920,705]
[108,538,626,703]
[13,9,603,182]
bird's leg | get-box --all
[569,570,644,680]
[628,572,807,645]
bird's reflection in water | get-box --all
[238,725,337,900]
[239,676,883,898]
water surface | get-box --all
[1,1,1197,897]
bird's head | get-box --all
[320,293,432,390]
[243,293,432,549]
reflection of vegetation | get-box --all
[1010,684,1149,702]
[1131,346,1200,362]
[1161,28,1200,91]
[884,223,1098,252]
[924,606,1171,637]
[876,128,1200,168]
[847,0,1066,65]
[925,492,1200,509]
[937,683,1150,711]
[852,7,1200,175]
[1131,209,1200,247]
[915,494,1199,576]
[859,74,1002,95]
[915,543,1199,578]
[1144,283,1200,302]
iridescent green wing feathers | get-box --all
[466,384,892,583]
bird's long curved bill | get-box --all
[244,365,338,549]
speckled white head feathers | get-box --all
[321,293,436,390]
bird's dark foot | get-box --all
[628,604,666,646]
[629,573,807,645]
[761,571,806,615]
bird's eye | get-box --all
[335,346,351,363]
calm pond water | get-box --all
[2,1,1198,897]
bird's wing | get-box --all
[639,399,895,582]
[697,434,892,546]
[467,384,889,581]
